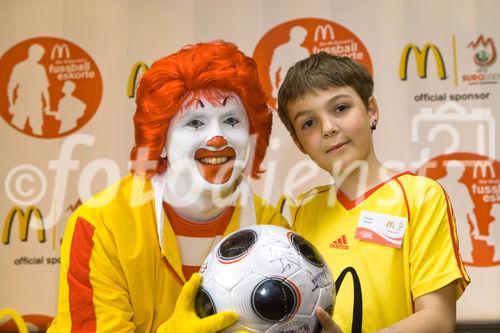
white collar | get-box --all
[150,173,256,251]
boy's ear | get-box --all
[367,96,380,124]
[292,134,306,154]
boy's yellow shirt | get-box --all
[291,172,469,333]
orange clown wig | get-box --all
[130,41,272,178]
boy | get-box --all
[277,52,469,333]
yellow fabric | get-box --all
[291,173,470,333]
[157,273,238,333]
[48,174,287,332]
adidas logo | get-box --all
[329,234,349,250]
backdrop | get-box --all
[1,0,499,331]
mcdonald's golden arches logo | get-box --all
[127,61,149,98]
[2,206,45,244]
[313,24,335,42]
[399,43,447,80]
[50,43,71,60]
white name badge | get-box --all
[355,210,407,249]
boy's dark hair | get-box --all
[277,52,374,136]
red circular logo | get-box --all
[418,152,500,267]
[253,18,373,110]
[0,37,102,138]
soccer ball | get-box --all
[195,225,335,333]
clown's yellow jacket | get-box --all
[47,174,287,332]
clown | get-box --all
[48,42,287,333]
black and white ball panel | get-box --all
[195,288,216,318]
[289,233,325,267]
[217,229,258,262]
[251,277,299,322]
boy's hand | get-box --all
[316,307,344,333]
[158,273,239,333]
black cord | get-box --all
[335,267,363,333]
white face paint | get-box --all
[165,94,251,199]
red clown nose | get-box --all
[206,136,228,148]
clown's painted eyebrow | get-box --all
[195,98,205,108]
[222,96,229,106]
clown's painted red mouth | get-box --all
[194,147,236,184]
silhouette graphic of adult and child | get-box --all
[269,25,310,99]
[7,43,86,135]
[438,160,500,263]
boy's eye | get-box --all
[223,117,239,127]
[302,119,316,129]
[335,104,349,113]
[187,119,204,129]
